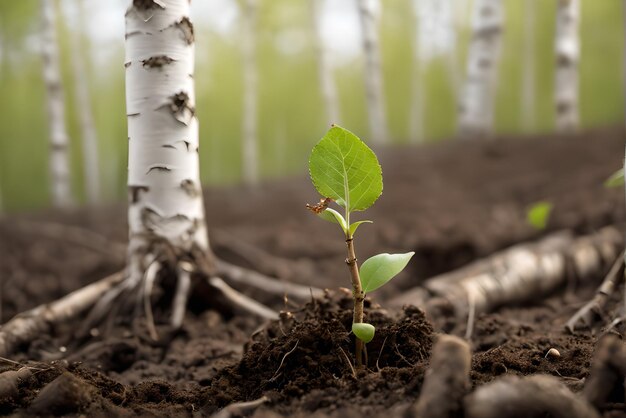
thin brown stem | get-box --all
[345,237,364,367]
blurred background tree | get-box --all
[0,0,624,211]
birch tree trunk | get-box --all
[409,0,425,143]
[241,0,259,186]
[310,0,341,126]
[356,0,389,144]
[554,0,580,133]
[41,0,73,207]
[125,0,211,314]
[69,0,101,204]
[521,0,536,132]
[457,0,503,139]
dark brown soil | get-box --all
[0,127,625,417]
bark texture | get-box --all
[241,0,259,186]
[408,335,471,418]
[457,0,503,139]
[356,0,389,144]
[521,0,535,132]
[69,0,101,204]
[390,226,622,326]
[554,0,580,132]
[0,272,124,357]
[464,375,600,418]
[41,0,74,208]
[125,0,211,297]
[310,0,341,126]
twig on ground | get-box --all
[210,396,269,418]
[408,335,471,418]
[566,251,625,333]
[464,374,601,418]
[270,340,299,382]
[338,346,356,378]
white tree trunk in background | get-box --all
[356,0,389,144]
[554,0,580,132]
[41,0,73,207]
[457,0,503,139]
[69,0,101,204]
[241,0,259,186]
[125,0,209,298]
[310,0,341,126]
[521,0,536,132]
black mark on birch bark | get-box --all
[146,165,172,174]
[180,179,199,197]
[175,17,195,45]
[143,55,175,68]
[129,185,150,204]
[133,0,164,11]
[168,92,195,125]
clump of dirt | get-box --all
[201,293,434,415]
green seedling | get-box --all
[307,125,414,367]
[604,168,625,188]
[526,201,553,230]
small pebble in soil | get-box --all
[545,348,560,359]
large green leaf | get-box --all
[360,252,415,294]
[352,322,375,343]
[309,126,383,212]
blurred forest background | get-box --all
[0,0,624,212]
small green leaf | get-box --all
[352,323,375,343]
[349,220,372,237]
[360,252,414,294]
[317,208,348,233]
[604,168,625,188]
[309,126,383,213]
[526,201,553,230]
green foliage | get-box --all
[352,323,375,344]
[349,220,372,236]
[317,207,347,233]
[308,126,414,357]
[360,252,415,294]
[526,201,553,230]
[604,168,625,188]
[309,126,383,213]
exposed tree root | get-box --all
[0,272,125,357]
[217,260,324,301]
[210,396,270,418]
[583,335,626,409]
[407,334,471,418]
[0,367,33,399]
[390,226,622,333]
[464,375,601,418]
[566,251,625,333]
[208,277,278,320]
[10,220,323,303]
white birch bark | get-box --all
[41,0,73,207]
[457,0,503,139]
[409,0,425,143]
[356,0,389,144]
[310,0,341,126]
[241,0,259,186]
[554,0,580,132]
[521,0,536,132]
[69,0,101,204]
[125,0,209,286]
